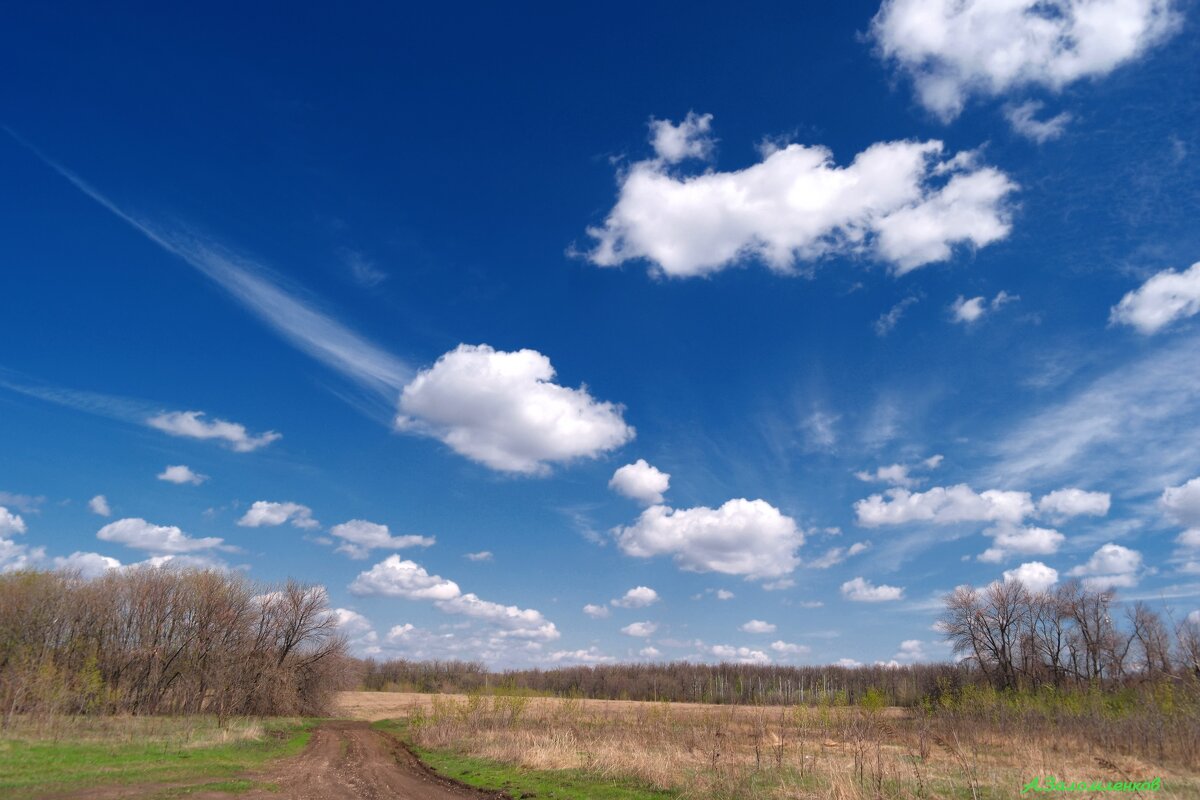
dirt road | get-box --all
[48,721,503,800]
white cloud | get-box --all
[856,484,1033,526]
[841,576,905,602]
[53,551,122,578]
[803,410,840,451]
[547,647,615,664]
[770,640,811,656]
[709,644,770,664]
[848,541,871,556]
[837,657,864,668]
[875,297,919,337]
[0,492,43,514]
[1162,477,1200,526]
[97,517,223,554]
[1189,610,1200,626]
[0,536,44,573]
[329,519,435,559]
[349,555,558,640]
[349,556,461,600]
[612,586,660,608]
[157,465,208,485]
[1111,262,1200,334]
[716,589,735,600]
[639,646,662,658]
[856,463,917,488]
[87,495,111,517]
[871,0,1180,120]
[1069,543,1145,589]
[621,621,658,637]
[979,523,1065,563]
[147,411,280,452]
[1036,488,1111,519]
[1004,101,1072,143]
[437,594,560,641]
[609,459,671,505]
[238,501,319,530]
[20,152,412,399]
[1003,561,1060,593]
[586,118,1015,277]
[740,619,776,634]
[950,291,1018,324]
[615,499,804,579]
[895,639,927,662]
[951,295,988,323]
[330,608,380,655]
[464,550,493,562]
[583,603,611,619]
[396,344,633,475]
[0,506,28,536]
[649,111,715,163]
[762,578,796,591]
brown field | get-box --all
[336,691,1200,799]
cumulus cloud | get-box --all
[1162,477,1200,527]
[329,519,435,559]
[621,621,658,637]
[238,501,319,530]
[856,484,1034,526]
[855,456,942,488]
[583,603,611,619]
[710,644,770,664]
[547,647,616,664]
[1069,543,1145,589]
[841,576,905,602]
[979,524,1066,563]
[1004,101,1073,143]
[349,556,461,600]
[147,410,280,452]
[1003,560,1060,593]
[349,555,558,640]
[871,0,1180,121]
[614,499,803,579]
[609,459,671,505]
[330,608,380,655]
[87,495,111,517]
[740,619,776,634]
[716,589,735,600]
[649,111,715,163]
[0,536,44,573]
[770,640,811,656]
[157,465,208,485]
[1037,488,1111,519]
[53,551,122,578]
[97,518,223,554]
[951,291,1018,324]
[0,506,28,536]
[612,586,660,608]
[639,646,662,658]
[1111,262,1200,334]
[586,117,1015,277]
[464,550,493,562]
[0,492,43,514]
[396,344,633,475]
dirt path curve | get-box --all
[45,721,505,800]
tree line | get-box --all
[0,569,352,723]
[358,581,1200,705]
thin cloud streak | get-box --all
[6,130,412,399]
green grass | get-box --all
[0,716,315,798]
[373,719,676,800]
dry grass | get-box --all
[337,691,1200,799]
[0,714,274,748]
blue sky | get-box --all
[2,1,1200,667]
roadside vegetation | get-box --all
[0,715,314,798]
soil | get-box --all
[43,721,504,800]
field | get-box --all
[3,691,1199,798]
[340,691,1200,799]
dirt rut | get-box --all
[46,721,504,800]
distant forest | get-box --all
[358,580,1200,706]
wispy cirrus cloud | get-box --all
[6,131,411,400]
